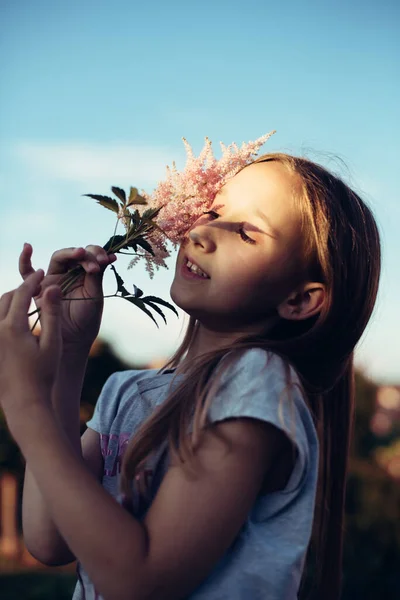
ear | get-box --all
[277,282,326,321]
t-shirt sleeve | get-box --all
[206,348,316,493]
[86,371,128,433]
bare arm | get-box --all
[16,408,288,600]
[3,270,293,599]
[22,350,103,565]
[19,242,114,565]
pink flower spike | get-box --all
[130,131,276,275]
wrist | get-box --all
[51,348,90,410]
[9,401,59,457]
[62,341,92,359]
[59,346,91,375]
[3,390,53,442]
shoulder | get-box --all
[208,347,305,418]
[215,347,303,403]
[231,347,299,376]
[97,368,163,402]
[105,368,160,389]
[206,348,317,492]
[86,368,160,431]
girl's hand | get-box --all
[19,243,117,351]
[0,270,62,417]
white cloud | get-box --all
[13,141,177,188]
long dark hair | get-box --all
[120,153,381,600]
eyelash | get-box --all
[202,211,256,245]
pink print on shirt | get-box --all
[99,432,130,476]
[90,433,154,599]
[99,432,155,509]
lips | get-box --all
[182,255,210,279]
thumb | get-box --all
[39,285,63,357]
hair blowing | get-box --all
[120,153,381,600]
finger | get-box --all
[46,246,116,277]
[19,242,35,280]
[8,270,44,329]
[79,245,117,274]
[69,246,117,299]
[0,291,14,320]
[39,285,62,357]
[74,251,109,299]
[46,247,87,276]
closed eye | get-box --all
[238,229,256,244]
[202,211,256,245]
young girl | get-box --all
[0,150,380,600]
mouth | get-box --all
[181,256,210,280]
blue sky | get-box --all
[0,0,399,382]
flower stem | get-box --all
[28,214,158,332]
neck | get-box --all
[182,314,279,365]
[184,325,237,362]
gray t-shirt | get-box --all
[72,349,319,600]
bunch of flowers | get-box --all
[130,130,276,276]
[30,131,275,328]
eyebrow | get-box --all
[211,201,278,239]
[254,209,279,239]
[243,221,278,239]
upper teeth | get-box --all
[187,260,209,278]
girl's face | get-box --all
[170,161,304,331]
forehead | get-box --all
[217,161,301,228]
[222,161,296,199]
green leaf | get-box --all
[142,300,167,324]
[142,206,163,220]
[110,265,130,296]
[126,209,140,230]
[127,186,138,205]
[135,236,155,256]
[125,240,138,252]
[133,209,141,223]
[111,187,126,204]
[103,235,125,253]
[135,193,148,205]
[84,194,120,214]
[125,297,159,327]
[127,187,137,207]
[103,235,141,254]
[142,296,179,317]
[127,186,147,206]
[132,285,143,298]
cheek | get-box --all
[217,268,270,306]
[227,256,291,307]
[174,244,187,271]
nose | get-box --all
[188,225,216,253]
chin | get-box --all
[170,283,200,320]
[170,280,189,313]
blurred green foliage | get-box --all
[0,572,76,600]
[0,410,25,476]
[342,372,400,599]
[0,343,399,598]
